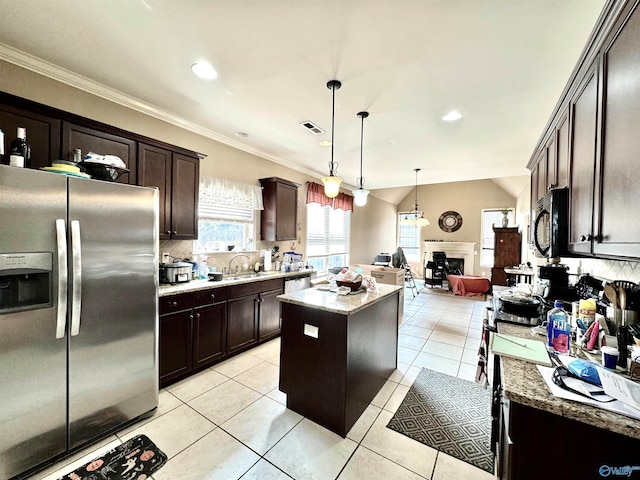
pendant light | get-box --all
[400,168,430,227]
[321,80,343,198]
[352,111,370,207]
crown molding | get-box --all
[0,43,330,182]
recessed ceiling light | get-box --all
[191,62,218,80]
[442,110,463,122]
[319,140,332,147]
[235,132,248,138]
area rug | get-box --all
[386,368,494,473]
[57,435,167,480]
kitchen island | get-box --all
[278,284,401,437]
[493,320,640,480]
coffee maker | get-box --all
[539,263,579,302]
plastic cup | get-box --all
[601,346,619,369]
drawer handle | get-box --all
[196,313,200,319]
[211,293,215,299]
[171,301,177,307]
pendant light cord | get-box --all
[327,80,342,177]
[357,111,369,189]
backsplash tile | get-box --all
[562,257,640,283]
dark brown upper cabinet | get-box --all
[593,2,640,258]
[0,103,60,170]
[62,122,136,184]
[138,143,199,240]
[259,177,298,241]
[567,63,599,256]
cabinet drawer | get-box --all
[228,278,283,299]
[159,293,195,315]
[193,287,227,306]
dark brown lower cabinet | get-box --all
[227,278,284,355]
[227,293,259,355]
[160,277,288,387]
[193,302,227,368]
[159,288,227,387]
[159,308,193,386]
[258,288,283,341]
[492,355,640,479]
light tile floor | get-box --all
[33,286,495,480]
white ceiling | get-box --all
[0,0,606,195]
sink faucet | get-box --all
[228,253,250,275]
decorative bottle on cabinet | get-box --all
[491,227,521,286]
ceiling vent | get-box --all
[299,120,325,135]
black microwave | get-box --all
[532,188,568,259]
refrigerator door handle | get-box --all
[70,220,82,336]
[55,219,68,339]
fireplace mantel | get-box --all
[423,241,477,276]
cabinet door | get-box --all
[260,177,298,241]
[275,182,297,240]
[62,122,136,184]
[535,151,547,201]
[493,229,521,267]
[159,309,193,386]
[227,294,259,354]
[193,302,227,368]
[259,288,283,341]
[545,135,557,192]
[139,143,172,240]
[171,153,199,240]
[595,4,640,258]
[568,65,598,255]
[0,104,61,170]
[556,113,570,190]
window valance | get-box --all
[200,176,264,210]
[305,182,353,212]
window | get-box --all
[397,213,420,262]
[306,203,351,275]
[193,204,255,253]
[480,208,514,267]
[192,177,263,253]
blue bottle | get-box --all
[547,301,571,353]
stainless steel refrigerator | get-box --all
[0,165,159,480]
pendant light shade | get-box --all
[352,111,370,207]
[321,80,343,198]
[401,168,430,227]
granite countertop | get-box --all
[497,321,640,440]
[278,283,401,315]
[159,270,314,297]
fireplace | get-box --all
[423,241,477,276]
[447,257,464,274]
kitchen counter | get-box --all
[277,283,402,315]
[496,321,640,440]
[158,269,314,297]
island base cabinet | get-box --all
[279,293,398,437]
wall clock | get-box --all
[439,211,463,233]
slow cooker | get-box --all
[159,262,192,284]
